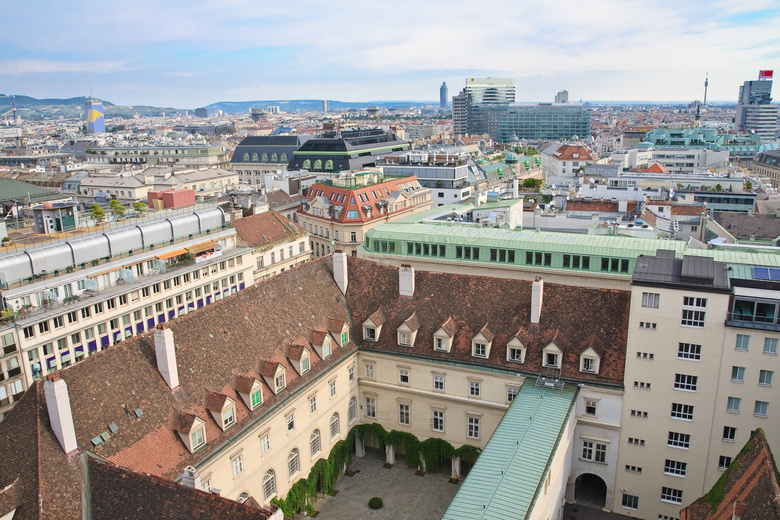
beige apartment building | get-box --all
[297,172,431,257]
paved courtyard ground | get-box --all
[307,456,460,520]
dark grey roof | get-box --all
[231,135,312,164]
[713,211,780,241]
[632,249,731,292]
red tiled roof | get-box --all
[478,323,495,342]
[286,344,306,361]
[638,162,669,173]
[232,374,257,395]
[404,312,421,332]
[368,308,386,326]
[567,199,618,213]
[232,210,306,248]
[203,391,232,412]
[439,317,458,337]
[553,144,596,162]
[258,361,281,377]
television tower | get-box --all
[703,71,709,106]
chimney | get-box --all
[181,465,202,489]
[513,179,519,199]
[154,324,179,389]
[399,264,415,297]
[531,277,544,324]
[333,250,348,294]
[44,376,78,454]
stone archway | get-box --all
[574,473,607,508]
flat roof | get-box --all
[442,383,577,520]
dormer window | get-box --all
[399,331,411,346]
[302,357,310,373]
[234,375,263,411]
[287,343,311,376]
[251,388,262,408]
[543,343,562,368]
[206,393,237,432]
[191,427,205,450]
[397,312,420,347]
[341,331,348,345]
[579,347,601,374]
[363,309,385,343]
[261,362,287,396]
[471,324,494,359]
[435,337,448,351]
[175,414,206,453]
[275,373,286,392]
[433,317,456,353]
[323,339,331,358]
[507,336,525,364]
[223,406,236,429]
[363,326,377,341]
[546,352,559,367]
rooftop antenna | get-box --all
[703,71,708,106]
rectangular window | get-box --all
[507,387,518,402]
[585,400,597,415]
[348,365,354,381]
[286,413,295,432]
[731,366,745,382]
[677,343,701,360]
[628,437,645,446]
[661,487,683,504]
[764,338,778,355]
[723,426,736,441]
[365,364,375,378]
[664,459,687,477]
[469,381,481,397]
[674,374,698,391]
[251,389,261,408]
[329,380,336,397]
[735,334,749,351]
[23,326,34,339]
[232,454,243,477]
[621,494,639,510]
[642,292,660,308]
[681,309,705,327]
[399,403,410,425]
[473,343,487,358]
[754,401,769,417]
[275,373,285,392]
[467,417,480,439]
[191,428,205,450]
[759,370,773,386]
[39,321,50,334]
[667,431,691,449]
[508,347,523,363]
[365,397,376,418]
[432,410,444,432]
[582,441,607,463]
[683,296,707,308]
[261,433,270,453]
[52,315,64,328]
[398,331,411,346]
[309,395,317,414]
[718,456,732,471]
[727,397,741,413]
[671,403,694,420]
[433,375,444,391]
[399,369,410,385]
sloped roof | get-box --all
[681,429,780,520]
[0,178,63,205]
[233,210,306,248]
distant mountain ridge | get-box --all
[205,99,438,114]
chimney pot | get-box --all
[44,378,78,454]
[154,326,179,389]
[181,465,202,489]
[531,277,544,324]
[333,251,348,294]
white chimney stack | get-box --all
[399,264,415,297]
[181,466,202,489]
[531,277,544,324]
[333,250,348,295]
[513,179,519,199]
[44,377,78,454]
[154,325,179,389]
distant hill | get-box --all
[205,99,438,114]
[0,94,183,120]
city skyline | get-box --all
[1,1,779,109]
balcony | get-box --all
[726,298,780,331]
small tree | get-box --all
[134,201,148,213]
[90,204,105,223]
[746,180,753,191]
[715,184,723,192]
[109,199,126,216]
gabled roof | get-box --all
[367,308,386,326]
[0,178,63,204]
[203,391,233,412]
[438,316,458,337]
[233,210,307,248]
[476,323,494,342]
[232,374,258,395]
[258,361,283,377]
[681,429,780,520]
[403,312,421,332]
[327,318,347,334]
[286,344,307,361]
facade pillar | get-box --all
[386,444,395,465]
[451,457,461,480]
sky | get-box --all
[1,0,779,109]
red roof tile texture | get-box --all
[232,210,306,248]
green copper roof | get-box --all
[0,179,61,205]
[442,383,577,520]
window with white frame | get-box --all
[469,381,481,397]
[664,459,687,477]
[399,369,410,385]
[735,334,749,351]
[507,387,518,402]
[222,405,236,429]
[348,365,355,382]
[681,297,706,327]
[671,403,694,420]
[190,427,205,450]
[764,338,778,355]
[310,430,321,458]
[288,449,300,478]
[262,470,276,500]
[365,363,375,378]
[759,369,773,386]
[309,395,317,414]
[232,454,244,477]
[642,292,660,308]
[473,343,487,358]
[718,456,732,471]
[329,380,337,397]
[580,356,598,373]
[275,372,286,392]
[727,397,741,413]
[508,346,524,363]
[261,433,270,453]
[661,487,683,504]
[432,410,444,432]
[398,331,411,346]
[674,374,698,392]
[399,403,410,425]
[467,416,480,439]
[348,397,357,423]
[286,413,295,432]
[667,431,690,449]
[363,326,377,341]
[433,375,444,391]
[329,413,340,438]
[621,493,638,510]
[723,426,736,441]
[365,396,376,418]
[581,441,607,463]
[323,340,331,358]
[754,401,769,417]
[678,343,701,361]
[731,366,745,382]
[585,400,598,416]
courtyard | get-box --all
[308,456,461,520]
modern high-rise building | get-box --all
[440,82,448,109]
[194,107,208,118]
[498,103,591,141]
[735,70,778,140]
[322,100,329,113]
[83,99,105,134]
[555,90,569,103]
[452,78,515,139]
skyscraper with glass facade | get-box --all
[498,103,591,141]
